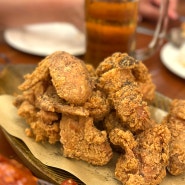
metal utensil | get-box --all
[166,27,185,48]
[137,26,185,48]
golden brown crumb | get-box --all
[163,99,185,175]
[60,115,113,165]
[109,124,171,185]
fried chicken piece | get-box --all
[37,85,89,117]
[163,99,185,175]
[103,111,127,152]
[95,53,155,133]
[96,52,156,103]
[49,51,93,105]
[17,100,37,124]
[16,98,60,144]
[39,84,110,121]
[14,52,110,144]
[109,124,171,185]
[112,82,152,133]
[60,114,113,165]
[134,124,170,185]
[19,51,93,105]
[25,118,60,144]
[14,80,49,109]
[109,128,140,185]
[0,155,38,185]
[37,85,110,121]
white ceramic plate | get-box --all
[160,42,185,79]
[4,22,85,56]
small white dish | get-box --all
[4,22,85,56]
[160,42,185,79]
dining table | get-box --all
[0,0,185,183]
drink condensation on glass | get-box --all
[85,0,138,67]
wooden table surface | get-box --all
[0,0,185,175]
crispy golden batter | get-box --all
[109,124,171,185]
[19,57,50,91]
[17,99,61,144]
[48,51,93,105]
[163,99,185,175]
[103,111,125,134]
[25,119,60,144]
[132,62,156,103]
[14,52,93,142]
[96,52,156,103]
[112,82,152,133]
[109,128,140,184]
[84,90,110,122]
[96,53,155,133]
[36,85,89,117]
[14,80,49,109]
[60,115,113,165]
[135,124,171,185]
[14,78,61,144]
[19,51,93,105]
[97,66,135,94]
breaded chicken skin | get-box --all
[163,99,185,175]
[60,115,113,165]
[109,124,171,185]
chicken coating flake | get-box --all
[60,114,113,165]
[163,99,185,175]
[109,124,171,185]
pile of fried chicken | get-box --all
[13,51,185,185]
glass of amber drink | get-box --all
[85,0,169,67]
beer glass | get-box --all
[85,0,169,67]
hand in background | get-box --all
[139,0,179,21]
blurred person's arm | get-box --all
[139,0,179,21]
[0,0,84,31]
